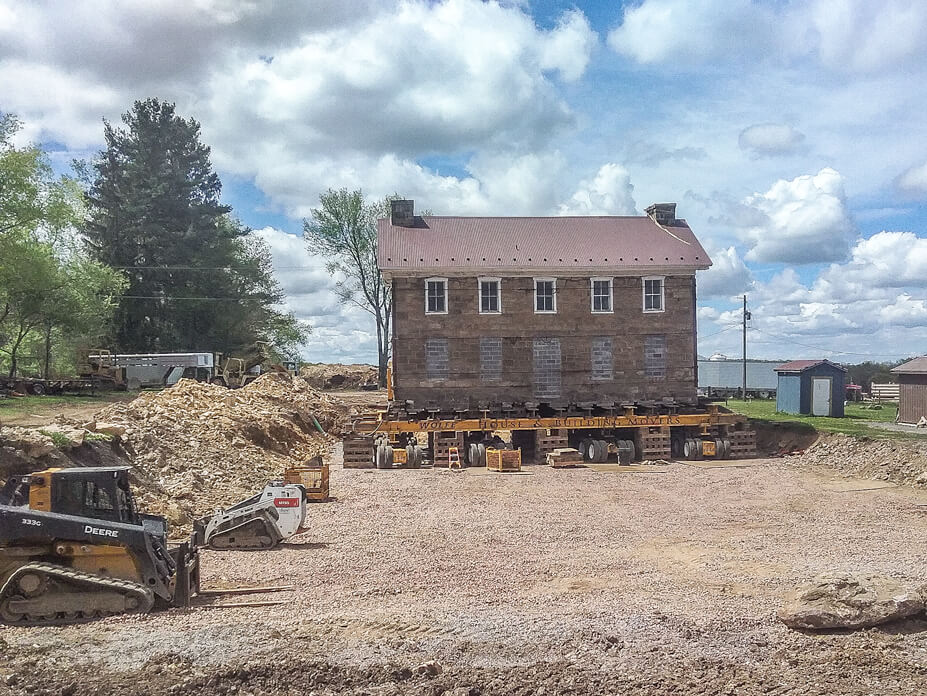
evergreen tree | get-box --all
[84,99,306,354]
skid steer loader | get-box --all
[0,466,199,626]
[193,481,308,550]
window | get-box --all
[478,277,501,314]
[425,277,447,314]
[644,335,666,379]
[534,278,556,313]
[591,277,613,313]
[643,276,665,313]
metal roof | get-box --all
[377,215,711,275]
[891,356,927,374]
[774,359,848,373]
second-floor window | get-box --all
[591,277,613,313]
[425,278,447,314]
[643,276,665,313]
[479,277,501,314]
[534,278,556,313]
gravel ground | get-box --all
[2,454,926,695]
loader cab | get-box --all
[28,467,140,525]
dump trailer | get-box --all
[343,403,756,468]
[0,467,199,625]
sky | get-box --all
[3,0,927,365]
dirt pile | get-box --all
[797,432,927,487]
[300,363,378,390]
[93,373,351,534]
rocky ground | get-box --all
[299,363,379,390]
[796,432,927,488]
[2,451,926,695]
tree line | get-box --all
[1,99,306,379]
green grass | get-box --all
[0,393,133,421]
[722,399,919,440]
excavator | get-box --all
[0,466,199,626]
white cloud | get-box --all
[254,226,377,364]
[538,9,597,82]
[896,161,927,196]
[607,0,927,74]
[607,0,773,65]
[696,245,752,298]
[558,163,636,216]
[738,168,856,264]
[738,123,805,157]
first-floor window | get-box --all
[425,278,447,314]
[591,277,613,313]
[534,278,556,313]
[479,277,501,314]
[643,276,665,312]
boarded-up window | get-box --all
[533,338,561,399]
[644,335,666,379]
[480,337,502,382]
[425,338,448,379]
[591,337,613,381]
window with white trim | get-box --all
[591,277,613,313]
[478,277,501,314]
[534,278,556,313]
[643,276,665,313]
[425,278,447,314]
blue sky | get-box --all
[4,0,927,363]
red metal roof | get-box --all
[891,356,927,374]
[377,215,711,274]
[774,359,847,373]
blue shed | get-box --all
[774,360,847,417]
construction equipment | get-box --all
[193,481,308,550]
[0,466,199,626]
[212,342,269,388]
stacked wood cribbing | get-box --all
[638,426,671,459]
[546,447,583,468]
[432,431,464,466]
[535,429,568,459]
[486,448,522,472]
[343,435,374,468]
[729,429,757,457]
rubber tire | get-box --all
[625,439,636,462]
[695,440,704,461]
[714,439,724,461]
[683,439,695,460]
[412,444,423,468]
[386,446,394,467]
[376,444,388,469]
[593,440,608,463]
[477,443,487,468]
[29,382,45,396]
[585,440,597,462]
[405,445,415,468]
[722,438,732,460]
[468,443,479,467]
[580,439,593,461]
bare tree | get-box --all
[304,189,393,387]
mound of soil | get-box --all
[797,432,927,487]
[91,373,351,534]
[300,363,378,390]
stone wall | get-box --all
[391,274,698,407]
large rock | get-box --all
[92,422,126,439]
[37,423,85,448]
[779,572,924,630]
[0,427,56,458]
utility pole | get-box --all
[742,295,750,400]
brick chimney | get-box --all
[645,203,676,226]
[390,199,415,227]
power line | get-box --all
[699,324,739,339]
[750,327,905,358]
[120,295,273,301]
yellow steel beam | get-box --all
[352,412,744,434]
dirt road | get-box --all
[2,452,926,695]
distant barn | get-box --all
[891,357,927,425]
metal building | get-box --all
[697,358,779,398]
[774,360,847,417]
[891,357,927,424]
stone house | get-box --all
[378,200,712,412]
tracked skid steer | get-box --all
[0,466,199,626]
[193,482,308,551]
